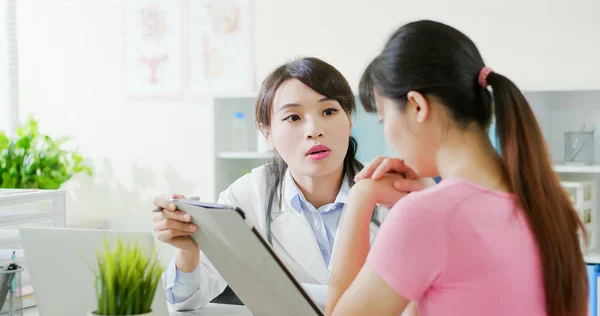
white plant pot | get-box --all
[88,312,154,316]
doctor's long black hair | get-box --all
[255,57,375,244]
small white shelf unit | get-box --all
[0,189,66,246]
[213,96,268,201]
[553,164,600,174]
[0,189,66,309]
[585,251,600,265]
[526,89,600,263]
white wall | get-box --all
[15,0,600,224]
[254,0,600,91]
[17,0,215,224]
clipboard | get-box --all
[173,199,324,316]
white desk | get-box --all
[22,304,253,316]
[172,304,253,316]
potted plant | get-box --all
[0,116,92,189]
[91,236,164,316]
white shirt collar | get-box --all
[283,168,350,213]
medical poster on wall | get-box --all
[124,0,184,98]
[188,0,254,96]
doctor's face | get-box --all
[267,79,352,178]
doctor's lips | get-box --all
[306,145,330,160]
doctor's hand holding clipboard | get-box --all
[153,194,201,273]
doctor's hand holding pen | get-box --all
[153,194,201,272]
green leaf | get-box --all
[93,235,164,315]
[0,117,93,189]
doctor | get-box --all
[153,57,428,311]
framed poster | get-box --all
[125,0,184,98]
[188,0,255,96]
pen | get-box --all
[152,196,200,212]
[10,251,16,292]
[10,250,16,312]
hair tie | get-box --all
[478,66,493,88]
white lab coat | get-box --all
[164,164,387,311]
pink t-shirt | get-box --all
[367,177,546,316]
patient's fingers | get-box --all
[393,178,425,192]
[372,158,412,180]
[371,158,394,180]
[355,156,385,181]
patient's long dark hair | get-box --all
[255,57,367,244]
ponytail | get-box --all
[344,136,364,187]
[488,72,588,316]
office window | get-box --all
[0,0,18,134]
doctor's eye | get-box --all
[283,114,301,122]
[323,108,338,116]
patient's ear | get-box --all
[406,91,430,123]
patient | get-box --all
[326,20,588,316]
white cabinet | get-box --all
[0,188,66,254]
[0,189,67,309]
[525,89,600,263]
[212,96,269,201]
[0,190,66,229]
[526,90,600,170]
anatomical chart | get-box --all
[189,0,254,95]
[125,0,183,97]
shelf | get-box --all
[0,229,20,247]
[553,164,600,173]
[585,249,600,264]
[212,92,258,99]
[0,210,65,229]
[217,151,269,159]
[0,189,65,206]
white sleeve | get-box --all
[164,259,202,304]
[376,205,390,224]
[162,251,228,311]
[301,283,328,311]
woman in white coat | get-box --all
[152,57,427,312]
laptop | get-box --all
[19,227,169,316]
[173,199,325,316]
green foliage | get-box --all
[0,116,93,189]
[94,236,164,315]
